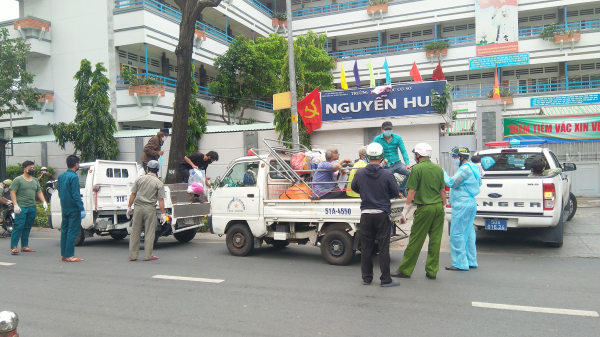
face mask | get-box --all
[453,158,461,167]
[3,188,8,193]
[27,169,35,176]
[414,155,419,163]
[383,130,393,137]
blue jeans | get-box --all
[386,161,411,193]
[61,211,82,257]
[11,206,37,249]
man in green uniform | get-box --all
[392,143,446,280]
[127,160,166,261]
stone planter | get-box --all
[13,17,50,32]
[129,85,165,97]
[272,18,287,26]
[367,4,388,14]
[554,33,580,43]
[194,29,206,41]
[426,48,448,57]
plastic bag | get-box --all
[291,153,305,171]
[186,169,206,194]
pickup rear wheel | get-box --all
[140,228,159,250]
[320,230,355,266]
[74,227,85,246]
[566,192,577,221]
[174,229,197,243]
[542,204,564,248]
[271,240,289,249]
[110,231,127,240]
[226,224,254,256]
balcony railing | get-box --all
[518,19,600,37]
[118,73,273,109]
[452,79,600,100]
[114,0,234,43]
[292,0,372,17]
[247,0,274,17]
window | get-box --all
[268,160,291,180]
[482,153,547,172]
[221,161,259,187]
[106,168,129,178]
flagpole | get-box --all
[286,0,299,149]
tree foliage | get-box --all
[0,28,43,117]
[209,36,277,125]
[49,60,119,162]
[182,64,208,155]
[273,31,335,148]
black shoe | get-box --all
[445,266,467,271]
[381,280,400,287]
[469,266,477,269]
[362,280,372,285]
[426,273,436,280]
[391,270,411,278]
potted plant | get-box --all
[487,88,513,104]
[425,40,449,57]
[121,67,164,97]
[554,28,581,43]
[272,11,287,27]
[367,0,388,14]
[194,23,206,41]
[539,23,557,41]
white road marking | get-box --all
[152,275,224,283]
[472,302,599,317]
[0,262,16,266]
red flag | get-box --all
[492,68,500,100]
[410,61,422,82]
[476,0,494,8]
[478,0,517,9]
[297,88,322,133]
[432,58,445,81]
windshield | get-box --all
[481,152,548,172]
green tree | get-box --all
[182,64,208,155]
[209,35,277,125]
[49,60,119,162]
[166,0,222,184]
[0,28,43,117]
[274,31,335,148]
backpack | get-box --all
[243,170,256,186]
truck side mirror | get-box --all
[562,163,577,172]
[214,176,221,188]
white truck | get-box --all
[445,146,577,247]
[208,143,407,266]
[50,160,209,246]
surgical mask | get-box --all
[383,130,393,137]
[453,158,461,167]
[27,169,35,176]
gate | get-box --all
[549,142,600,197]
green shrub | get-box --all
[272,11,286,20]
[487,88,513,98]
[120,67,160,86]
[34,202,51,227]
[425,40,450,52]
[368,0,388,6]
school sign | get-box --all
[504,115,600,143]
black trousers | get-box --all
[319,190,348,199]
[360,212,392,284]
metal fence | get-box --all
[549,142,600,162]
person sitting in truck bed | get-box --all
[346,146,368,198]
[528,159,562,177]
[313,148,352,199]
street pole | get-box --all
[286,0,299,149]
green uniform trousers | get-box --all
[397,203,445,277]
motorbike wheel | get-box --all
[3,211,14,234]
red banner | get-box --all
[476,41,519,56]
[297,88,322,133]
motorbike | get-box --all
[0,205,14,236]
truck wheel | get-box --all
[140,228,160,250]
[271,240,289,249]
[74,227,85,246]
[566,192,577,221]
[542,205,564,248]
[320,230,355,266]
[447,222,451,236]
[109,231,127,240]
[174,229,197,243]
[226,223,254,256]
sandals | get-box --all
[65,256,84,262]
[129,258,137,261]
[11,248,19,255]
[21,247,35,252]
[143,256,159,261]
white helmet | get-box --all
[366,142,384,160]
[413,143,433,157]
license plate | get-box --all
[485,219,507,231]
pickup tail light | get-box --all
[543,183,555,211]
[445,186,451,208]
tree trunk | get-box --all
[166,0,222,184]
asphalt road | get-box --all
[1,209,599,337]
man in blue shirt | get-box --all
[57,155,86,262]
[373,121,411,194]
[312,148,352,199]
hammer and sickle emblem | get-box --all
[304,99,319,119]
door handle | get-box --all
[247,194,254,197]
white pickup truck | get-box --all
[50,160,209,246]
[208,153,407,265]
[445,147,577,247]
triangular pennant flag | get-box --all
[492,68,500,100]
[410,61,422,82]
[382,58,391,84]
[432,58,445,81]
[366,59,375,88]
[353,61,361,88]
[340,63,348,90]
